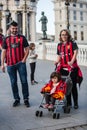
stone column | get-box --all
[11,11,17,22]
[84,25,87,42]
[2,13,7,35]
[30,11,36,42]
[77,25,81,42]
[22,11,26,36]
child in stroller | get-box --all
[41,71,67,109]
[35,71,72,119]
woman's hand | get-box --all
[68,61,73,66]
[54,61,58,65]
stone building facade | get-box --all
[53,0,87,44]
[0,0,39,42]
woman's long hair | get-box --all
[59,29,73,42]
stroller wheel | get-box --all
[39,111,43,117]
[35,110,39,117]
[56,113,60,119]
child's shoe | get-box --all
[31,81,35,85]
[34,80,38,84]
[48,104,54,109]
[43,104,49,108]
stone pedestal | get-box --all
[36,39,51,60]
[37,40,46,60]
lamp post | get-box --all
[63,0,77,30]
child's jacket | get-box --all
[41,80,67,100]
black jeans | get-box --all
[44,93,56,105]
[30,62,36,82]
[60,68,78,106]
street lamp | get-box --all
[63,0,77,30]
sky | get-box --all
[36,0,55,35]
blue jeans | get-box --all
[7,62,29,100]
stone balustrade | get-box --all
[35,42,87,66]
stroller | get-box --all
[35,70,73,119]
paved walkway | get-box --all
[0,60,87,130]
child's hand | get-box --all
[35,54,38,58]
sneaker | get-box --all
[48,104,54,109]
[34,81,38,84]
[43,104,49,108]
[13,100,20,107]
[74,105,78,109]
[24,99,30,107]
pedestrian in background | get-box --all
[0,28,4,67]
[29,43,38,85]
[1,21,30,107]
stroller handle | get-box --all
[55,63,73,73]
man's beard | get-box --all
[11,31,18,35]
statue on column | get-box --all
[39,11,48,39]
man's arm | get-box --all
[1,49,6,72]
[22,46,29,63]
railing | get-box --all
[35,42,87,66]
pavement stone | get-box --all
[0,60,87,130]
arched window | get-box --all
[81,31,84,41]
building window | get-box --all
[80,11,83,21]
[60,10,61,19]
[73,11,76,20]
[74,25,77,27]
[74,31,77,40]
[86,4,87,8]
[80,3,83,8]
[81,26,83,28]
[81,31,84,41]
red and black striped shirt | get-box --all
[57,41,78,67]
[2,34,29,66]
